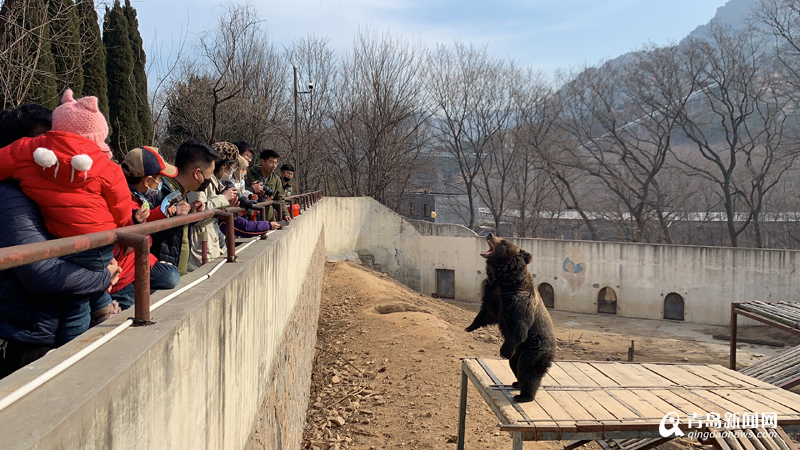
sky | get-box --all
[133,0,731,76]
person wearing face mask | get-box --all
[183,142,241,272]
[149,140,217,275]
[279,163,295,197]
[109,146,182,310]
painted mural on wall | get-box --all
[563,246,586,287]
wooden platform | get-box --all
[730,301,800,370]
[457,358,800,449]
[740,344,800,389]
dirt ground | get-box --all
[301,261,797,450]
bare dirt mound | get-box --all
[301,261,734,450]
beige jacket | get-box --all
[186,174,229,272]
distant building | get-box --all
[402,192,436,222]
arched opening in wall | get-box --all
[664,293,685,321]
[538,283,555,309]
[597,287,617,314]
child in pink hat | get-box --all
[0,89,132,324]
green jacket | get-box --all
[246,166,289,221]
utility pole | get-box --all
[293,66,312,193]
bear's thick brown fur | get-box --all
[465,234,556,402]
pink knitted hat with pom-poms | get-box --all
[52,89,110,153]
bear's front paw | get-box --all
[465,325,476,332]
[499,343,514,359]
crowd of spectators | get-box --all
[0,91,295,378]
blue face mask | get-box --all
[146,179,162,197]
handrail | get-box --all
[0,191,324,325]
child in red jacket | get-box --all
[0,89,129,324]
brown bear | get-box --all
[465,234,556,402]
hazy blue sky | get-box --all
[134,0,731,74]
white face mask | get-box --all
[220,172,232,182]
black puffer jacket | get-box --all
[0,182,110,346]
[148,178,192,270]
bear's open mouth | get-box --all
[480,239,495,257]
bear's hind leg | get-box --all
[509,351,520,389]
[513,375,544,403]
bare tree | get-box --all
[327,29,430,210]
[197,3,266,144]
[675,27,798,247]
[286,34,337,193]
[426,42,513,230]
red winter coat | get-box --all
[110,194,162,294]
[0,131,131,238]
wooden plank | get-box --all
[622,364,679,386]
[683,365,753,387]
[634,389,694,416]
[730,389,800,416]
[587,390,649,423]
[549,391,600,422]
[482,358,518,387]
[706,389,793,415]
[565,390,621,422]
[547,363,580,387]
[775,427,799,450]
[641,363,716,387]
[650,388,712,417]
[670,389,738,417]
[571,362,621,387]
[737,429,758,450]
[590,363,650,387]
[607,389,674,421]
[755,389,800,415]
[708,365,781,389]
[691,389,752,415]
[744,429,769,450]
[528,389,579,432]
[757,429,782,450]
[558,361,602,387]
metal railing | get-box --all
[0,190,325,326]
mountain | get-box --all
[684,0,760,42]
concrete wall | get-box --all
[1,196,796,449]
[322,197,800,326]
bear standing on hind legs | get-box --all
[465,234,556,403]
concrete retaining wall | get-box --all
[322,197,800,326]
[0,202,328,450]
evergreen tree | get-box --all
[103,0,140,157]
[48,0,83,96]
[2,0,60,108]
[77,0,108,116]
[123,0,151,145]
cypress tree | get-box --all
[103,0,140,157]
[77,0,107,116]
[48,0,83,96]
[14,0,59,108]
[123,0,151,146]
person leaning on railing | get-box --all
[244,149,292,222]
[148,140,215,275]
[110,146,183,311]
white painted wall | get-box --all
[322,197,800,326]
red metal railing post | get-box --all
[116,233,153,326]
[214,211,237,262]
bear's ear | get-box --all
[521,250,532,265]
